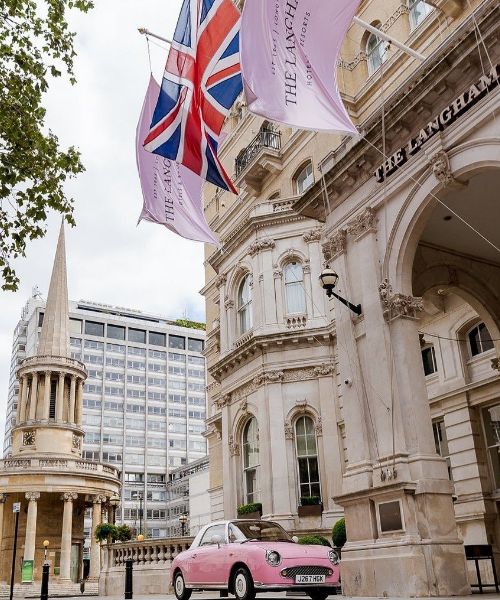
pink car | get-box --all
[172,520,340,600]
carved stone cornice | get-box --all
[228,435,240,456]
[215,393,231,409]
[313,364,336,377]
[224,297,234,310]
[25,491,40,502]
[303,229,322,243]
[346,207,378,239]
[253,370,285,386]
[61,492,78,502]
[248,239,275,257]
[379,279,424,321]
[92,494,107,505]
[322,230,347,264]
[215,273,227,289]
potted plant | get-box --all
[95,523,117,544]
[332,517,346,557]
[237,502,262,519]
[298,496,323,517]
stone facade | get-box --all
[202,0,500,596]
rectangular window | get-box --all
[126,403,146,414]
[148,437,167,449]
[83,450,100,461]
[169,380,186,391]
[103,415,123,428]
[85,432,101,444]
[188,338,204,352]
[83,398,101,409]
[129,346,146,357]
[82,414,101,426]
[147,490,166,502]
[125,472,144,483]
[169,352,186,363]
[106,357,125,368]
[127,374,145,385]
[149,331,166,347]
[84,354,104,365]
[104,386,124,397]
[125,453,145,465]
[148,377,165,387]
[84,340,104,350]
[188,382,204,392]
[149,349,166,360]
[169,408,186,418]
[127,360,145,371]
[127,389,145,399]
[188,355,204,366]
[168,365,186,376]
[147,421,167,432]
[105,372,124,382]
[169,335,185,350]
[102,451,122,463]
[38,312,44,327]
[107,343,126,354]
[84,384,102,394]
[188,410,205,419]
[148,362,164,373]
[128,328,146,344]
[104,401,123,412]
[102,433,122,445]
[107,324,125,340]
[421,345,438,376]
[483,404,500,490]
[168,394,186,404]
[148,391,166,401]
[70,337,82,348]
[69,318,82,334]
[148,405,166,416]
[188,396,205,407]
[147,474,165,484]
[126,417,145,430]
[85,321,105,337]
[126,435,144,447]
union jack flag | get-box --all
[143,0,242,193]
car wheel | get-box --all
[173,571,192,600]
[307,590,330,600]
[233,567,255,600]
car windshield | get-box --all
[230,520,293,543]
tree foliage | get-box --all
[297,535,331,547]
[332,518,346,548]
[0,0,93,290]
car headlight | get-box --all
[266,550,282,566]
[328,549,340,565]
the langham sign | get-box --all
[374,64,500,183]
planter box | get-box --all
[237,511,261,519]
[297,504,322,517]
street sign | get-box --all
[12,503,20,513]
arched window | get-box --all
[237,275,252,335]
[294,162,314,195]
[421,344,437,376]
[242,418,259,503]
[467,322,494,358]
[284,262,306,314]
[409,0,432,29]
[366,32,386,75]
[295,416,320,500]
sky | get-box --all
[0,0,205,447]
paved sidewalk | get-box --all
[98,593,500,600]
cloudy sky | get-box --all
[0,0,204,446]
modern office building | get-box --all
[4,292,207,539]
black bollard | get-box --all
[40,564,49,600]
[124,559,133,600]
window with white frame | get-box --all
[242,418,259,504]
[284,262,306,314]
[366,31,386,75]
[483,404,500,489]
[468,322,494,358]
[433,419,452,480]
[237,275,253,335]
[295,415,321,501]
[408,0,432,29]
[421,344,437,376]
[294,163,314,195]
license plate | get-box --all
[295,575,326,584]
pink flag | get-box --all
[136,76,219,246]
[240,0,360,134]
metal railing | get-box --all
[235,129,281,176]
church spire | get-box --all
[37,220,70,358]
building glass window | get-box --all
[294,163,314,195]
[149,331,166,347]
[238,275,252,335]
[421,344,437,376]
[295,416,320,500]
[409,0,432,29]
[188,338,204,352]
[242,418,259,504]
[483,404,500,489]
[468,322,494,357]
[433,419,452,479]
[366,31,386,75]
[69,318,82,334]
[85,321,105,337]
[128,328,146,344]
[107,324,125,340]
[169,335,186,350]
[284,262,306,314]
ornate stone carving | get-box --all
[322,229,347,264]
[430,150,455,186]
[228,435,240,456]
[23,430,35,446]
[315,417,323,437]
[379,279,424,321]
[25,491,40,502]
[215,273,227,289]
[0,493,7,503]
[273,265,283,279]
[61,492,78,502]
[240,399,248,413]
[295,399,308,412]
[248,239,275,257]
[72,434,81,450]
[224,297,234,310]
[284,421,294,440]
[313,364,335,377]
[346,207,377,239]
[216,394,231,409]
[93,494,107,504]
[303,229,322,243]
[491,357,500,372]
[254,370,284,386]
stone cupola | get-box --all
[12,221,87,457]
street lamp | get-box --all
[179,513,188,537]
[43,540,49,564]
[137,492,144,536]
[109,493,120,525]
[319,266,362,316]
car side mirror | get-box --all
[211,534,223,548]
[292,536,299,543]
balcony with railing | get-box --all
[234,127,282,192]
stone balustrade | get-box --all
[20,354,85,370]
[0,457,120,478]
[100,537,194,596]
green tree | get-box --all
[0,0,93,291]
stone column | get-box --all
[0,494,7,543]
[43,371,51,420]
[60,492,77,581]
[56,372,65,422]
[19,376,29,422]
[24,492,40,570]
[69,376,77,424]
[17,378,24,421]
[75,380,84,426]
[28,373,38,421]
[89,495,104,579]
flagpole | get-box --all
[352,17,425,61]
[138,27,172,46]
